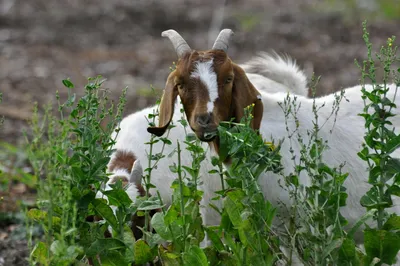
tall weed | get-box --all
[355,21,400,265]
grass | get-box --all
[0,22,399,265]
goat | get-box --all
[94,153,150,240]
[107,47,310,235]
[147,29,400,254]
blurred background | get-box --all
[0,0,399,264]
[1,0,400,145]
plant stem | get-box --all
[218,161,225,191]
[157,190,175,241]
[144,133,154,241]
[176,141,187,252]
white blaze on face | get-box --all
[190,59,218,113]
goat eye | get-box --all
[225,77,233,84]
[177,84,184,90]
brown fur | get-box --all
[108,150,137,173]
[147,49,263,153]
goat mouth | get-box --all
[198,130,218,142]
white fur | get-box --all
[240,52,309,96]
[259,84,400,224]
[190,59,218,113]
[259,84,400,265]
[109,102,219,216]
[109,53,400,264]
[108,169,131,181]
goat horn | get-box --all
[212,29,234,52]
[162,29,192,58]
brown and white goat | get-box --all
[104,39,310,256]
[148,29,263,148]
[148,29,400,248]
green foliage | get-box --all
[354,21,400,265]
[140,103,282,265]
[25,76,133,265]
[138,100,209,264]
[277,76,352,265]
[202,105,282,265]
[0,142,37,190]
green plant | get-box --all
[142,103,283,266]
[208,104,283,265]
[136,100,208,264]
[26,76,132,265]
[278,76,360,265]
[355,21,400,265]
[0,142,37,191]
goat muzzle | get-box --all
[195,113,212,128]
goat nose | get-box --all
[196,114,211,127]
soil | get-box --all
[0,0,399,265]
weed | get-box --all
[26,76,131,265]
[354,21,400,265]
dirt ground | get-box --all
[0,0,399,265]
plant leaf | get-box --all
[99,250,130,266]
[86,238,126,257]
[151,212,176,241]
[385,135,400,154]
[224,190,245,228]
[322,238,344,261]
[364,229,400,265]
[62,79,74,88]
[348,209,376,238]
[92,198,118,231]
[134,239,153,265]
[183,246,208,266]
[204,227,225,252]
[383,216,400,231]
[30,241,48,265]
[103,188,132,207]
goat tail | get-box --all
[242,51,309,96]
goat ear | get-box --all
[147,72,178,136]
[231,63,263,132]
[130,160,143,186]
